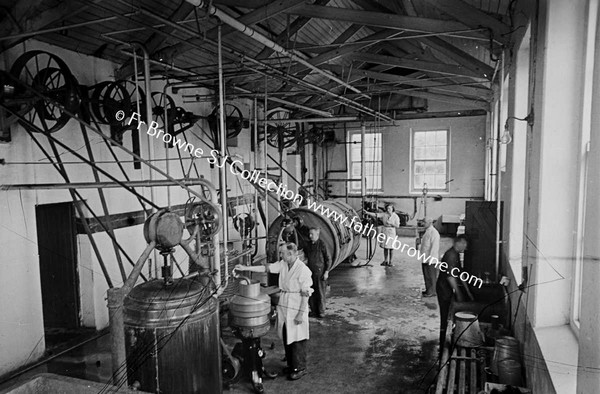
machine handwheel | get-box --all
[252,381,265,394]
[151,92,177,144]
[184,201,223,238]
[10,51,80,133]
[222,356,242,386]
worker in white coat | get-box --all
[419,217,440,297]
[235,242,313,380]
[364,204,400,266]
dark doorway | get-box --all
[36,202,81,330]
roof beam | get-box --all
[349,52,490,79]
[419,0,511,44]
[117,2,195,78]
[419,36,495,79]
[285,28,399,76]
[286,4,483,35]
[351,0,495,79]
[162,0,307,63]
[334,67,492,99]
[211,0,272,8]
[0,0,85,52]
[392,90,489,110]
[255,0,331,59]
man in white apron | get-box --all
[235,242,313,380]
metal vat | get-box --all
[123,278,221,393]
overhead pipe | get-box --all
[217,24,229,297]
[253,97,260,258]
[128,42,155,209]
[494,52,504,281]
[187,0,366,98]
[254,116,359,124]
[106,35,335,118]
[106,2,392,121]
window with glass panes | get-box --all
[412,130,449,191]
[349,131,382,192]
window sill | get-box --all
[534,325,578,394]
[408,191,450,195]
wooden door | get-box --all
[36,202,80,328]
[464,201,503,283]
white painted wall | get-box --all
[0,39,273,375]
[523,0,586,329]
[326,111,487,226]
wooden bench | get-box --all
[435,313,492,394]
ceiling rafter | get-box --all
[348,52,489,79]
[329,67,492,99]
[285,4,488,36]
[419,0,511,45]
[351,0,495,79]
[255,0,332,60]
[116,1,195,78]
[0,0,85,52]
[159,0,308,64]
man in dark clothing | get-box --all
[304,227,331,318]
[436,235,472,351]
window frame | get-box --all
[409,128,451,194]
[347,129,383,194]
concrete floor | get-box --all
[225,236,451,394]
[1,236,452,394]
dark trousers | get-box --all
[422,263,438,295]
[282,324,307,370]
[309,274,327,316]
[437,294,452,353]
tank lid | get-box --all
[127,278,205,302]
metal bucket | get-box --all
[498,359,523,386]
[453,311,485,347]
[492,336,520,374]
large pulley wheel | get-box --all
[151,92,176,142]
[209,103,244,139]
[105,80,145,122]
[10,50,80,133]
[91,80,132,125]
[264,109,296,149]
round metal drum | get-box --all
[228,279,271,338]
[123,278,221,393]
[267,200,361,270]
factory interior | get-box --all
[1,0,599,393]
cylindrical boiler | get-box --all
[267,200,361,269]
[123,278,222,393]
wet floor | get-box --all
[0,236,452,394]
[225,236,451,394]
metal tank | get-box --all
[267,200,361,269]
[123,278,222,394]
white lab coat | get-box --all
[269,258,313,345]
[376,212,400,249]
[420,225,440,262]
